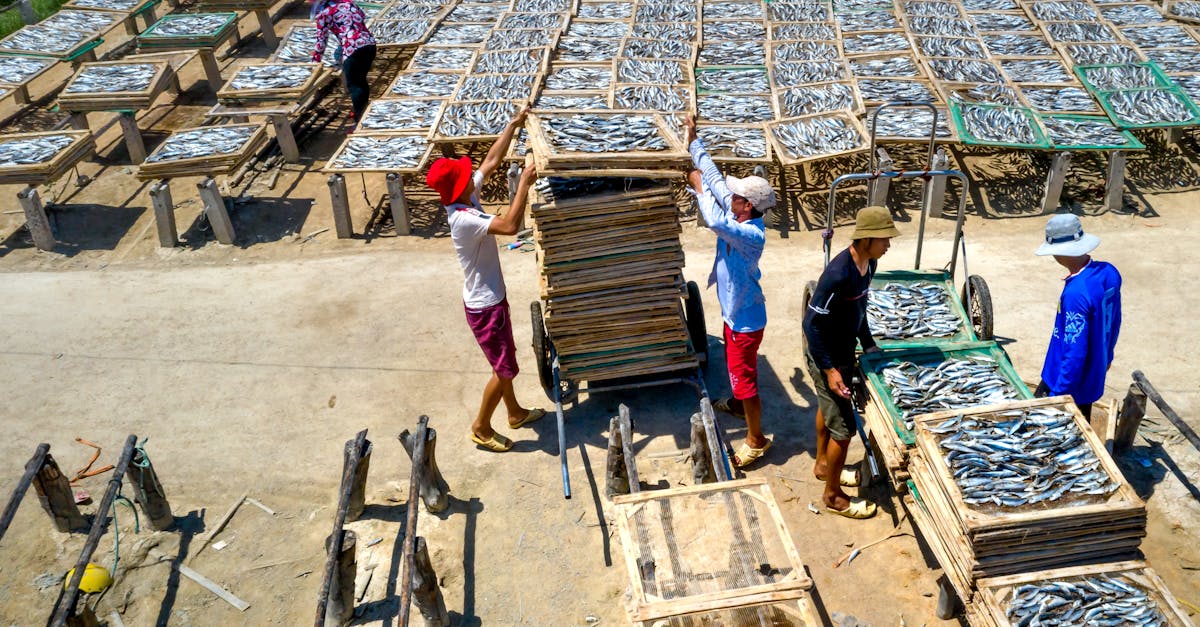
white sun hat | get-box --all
[725,175,776,211]
[1036,214,1100,257]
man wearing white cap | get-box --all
[683,114,774,468]
[1035,214,1122,420]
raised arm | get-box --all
[684,114,734,207]
[487,163,537,236]
[479,107,529,180]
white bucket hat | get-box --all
[1036,214,1100,257]
[725,175,776,211]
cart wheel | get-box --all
[961,275,994,341]
[684,281,708,369]
[530,301,556,402]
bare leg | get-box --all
[742,395,767,448]
[814,408,830,479]
[499,377,534,426]
[473,373,504,439]
[823,438,853,510]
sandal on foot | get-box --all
[470,432,513,452]
[509,408,546,429]
[840,467,861,487]
[826,497,877,519]
[713,398,746,420]
[732,438,772,468]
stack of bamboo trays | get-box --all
[137,122,267,179]
[532,182,697,381]
[525,110,689,178]
[907,397,1147,587]
[216,63,325,105]
[0,130,95,185]
[58,60,175,110]
[968,561,1194,627]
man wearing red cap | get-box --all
[426,107,544,452]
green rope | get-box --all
[110,493,139,578]
[132,437,164,508]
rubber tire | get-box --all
[961,275,994,341]
[530,301,555,402]
[684,281,708,370]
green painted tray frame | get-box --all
[868,268,978,349]
[1075,61,1200,129]
[1073,60,1173,94]
[858,341,1034,446]
[138,12,238,46]
[694,65,769,94]
[1040,113,1145,151]
[948,100,1052,149]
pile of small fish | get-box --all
[1043,116,1131,147]
[948,83,1023,106]
[780,83,856,116]
[617,59,686,84]
[499,12,566,29]
[438,101,520,137]
[1147,48,1200,74]
[635,3,696,21]
[66,63,157,93]
[1082,64,1159,91]
[273,28,336,67]
[330,135,427,170]
[697,68,770,93]
[375,4,440,20]
[708,21,768,40]
[360,99,442,131]
[615,85,690,112]
[904,0,961,16]
[446,4,504,22]
[567,21,628,39]
[228,64,313,90]
[706,0,762,18]
[916,35,987,58]
[474,49,544,74]
[145,126,257,163]
[774,41,840,61]
[372,20,432,45]
[1032,0,1097,20]
[770,2,827,20]
[698,94,775,122]
[1001,59,1072,83]
[867,282,962,339]
[964,0,1016,9]
[1062,43,1143,66]
[432,23,491,44]
[410,46,474,70]
[0,56,53,84]
[545,66,611,90]
[962,104,1040,145]
[390,72,461,97]
[622,38,694,60]
[908,16,974,37]
[775,61,846,86]
[872,106,954,139]
[700,41,766,66]
[578,2,632,19]
[1044,21,1117,43]
[771,115,864,159]
[1173,74,1200,103]
[456,74,538,100]
[857,79,935,103]
[846,32,913,54]
[850,55,920,78]
[535,94,609,109]
[972,13,1034,31]
[1004,575,1167,625]
[839,10,900,31]
[1101,3,1165,25]
[983,33,1055,57]
[1170,0,1200,20]
[697,125,768,158]
[0,135,75,166]
[514,0,571,11]
[882,356,1023,429]
[927,59,1004,83]
[557,37,619,62]
[43,10,118,33]
[1105,89,1197,126]
[631,22,696,40]
[1123,24,1197,48]
[2,25,90,54]
[542,114,667,153]
[1021,87,1099,113]
[70,0,143,10]
[145,14,232,37]
[486,28,556,50]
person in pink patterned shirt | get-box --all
[311,0,377,126]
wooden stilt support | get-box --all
[323,530,357,626]
[197,48,223,91]
[386,173,411,236]
[118,112,147,164]
[1040,152,1072,214]
[689,413,716,484]
[344,437,372,523]
[17,186,55,252]
[1132,370,1200,453]
[925,148,950,218]
[0,443,50,542]
[270,113,300,164]
[410,537,449,627]
[868,148,892,207]
[197,177,236,245]
[605,416,629,497]
[150,180,178,247]
[328,174,353,238]
[315,430,367,626]
[124,445,173,531]
[1113,381,1148,452]
[68,113,89,131]
[1105,150,1126,213]
[253,9,280,49]
[123,14,138,35]
[399,427,449,513]
[12,84,30,105]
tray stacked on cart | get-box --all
[58,60,175,110]
[137,123,267,179]
[532,181,697,381]
[524,111,689,178]
[907,397,1147,594]
[0,130,95,185]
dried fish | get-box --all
[360,98,442,131]
[429,23,491,44]
[145,126,257,163]
[850,54,921,78]
[961,103,1040,144]
[780,82,857,115]
[390,71,461,97]
[1021,86,1099,113]
[557,36,620,61]
[1004,574,1167,624]
[961,0,1017,10]
[773,40,840,61]
[617,58,686,84]
[229,64,313,91]
[499,12,567,29]
[0,56,54,84]
[1061,43,1143,66]
[410,46,476,70]
[566,20,629,39]
[438,100,520,137]
[1170,0,1200,20]
[1105,89,1197,126]
[1100,3,1166,25]
[1043,21,1118,43]
[69,0,145,10]
[698,93,775,122]
[705,1,763,19]
[838,11,901,32]
[42,9,119,33]
[706,20,768,41]
[1000,59,1072,83]
[857,78,936,103]
[445,3,505,22]
[1122,24,1199,48]
[842,32,909,56]
[1029,0,1098,21]
[1144,47,1200,73]
[535,94,610,109]
[0,134,75,165]
[927,58,1005,83]
[771,114,865,159]
[577,2,633,19]
[143,13,233,37]
[635,3,697,22]
[456,73,539,100]
[870,106,954,138]
[699,40,766,65]
[330,135,427,170]
[622,38,695,60]
[902,0,962,17]
[697,67,770,93]
[513,0,572,11]
[868,282,961,339]
[545,65,611,90]
[946,83,1023,105]
[473,48,547,73]
[971,13,1034,33]
[881,356,1022,430]
[1081,65,1160,91]
[1042,116,1131,147]
[775,60,847,85]
[907,16,975,37]
[1170,73,1200,104]
[274,27,338,67]
[982,33,1055,57]
[542,113,668,152]
[614,85,691,111]
[486,28,557,50]
[375,4,442,19]
[916,35,986,58]
[697,125,769,158]
[835,0,886,10]
[369,20,431,45]
[770,2,830,21]
[630,22,697,40]
[1,25,92,54]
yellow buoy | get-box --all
[63,563,112,594]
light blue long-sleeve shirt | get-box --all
[689,138,766,332]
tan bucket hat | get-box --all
[851,205,901,239]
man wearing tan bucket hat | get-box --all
[803,206,899,519]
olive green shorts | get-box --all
[806,352,856,442]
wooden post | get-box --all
[33,453,86,533]
[12,84,30,105]
[399,427,449,513]
[197,177,236,245]
[699,398,730,482]
[124,446,173,531]
[1,444,50,542]
[689,413,716,484]
[868,148,892,207]
[605,415,629,497]
[1113,382,1148,452]
[925,148,950,218]
[1040,152,1072,214]
[1105,151,1126,213]
[270,114,300,163]
[150,180,178,247]
[1167,127,1183,145]
[344,437,372,522]
[1132,370,1200,453]
[387,173,411,236]
[17,0,35,24]
[410,537,450,627]
[324,530,357,626]
[253,9,280,49]
[197,48,223,91]
[935,575,960,619]
[118,112,147,164]
[64,606,99,627]
[68,113,89,131]
[17,186,55,252]
[316,431,367,626]
[328,174,353,238]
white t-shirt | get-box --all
[446,170,506,310]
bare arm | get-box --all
[479,106,529,180]
[488,164,537,236]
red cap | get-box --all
[426,156,473,206]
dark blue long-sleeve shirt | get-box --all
[1040,260,1122,405]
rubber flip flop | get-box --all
[509,408,546,429]
[826,497,877,519]
[840,467,861,487]
[470,432,513,452]
[713,398,747,421]
[733,438,772,468]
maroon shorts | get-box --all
[465,298,519,379]
[723,323,763,400]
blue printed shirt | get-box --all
[688,138,766,332]
[1040,260,1122,405]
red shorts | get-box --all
[723,324,763,400]
[465,298,519,379]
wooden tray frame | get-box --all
[524,109,690,175]
[216,62,323,105]
[766,111,870,165]
[357,96,446,137]
[0,130,95,185]
[433,99,526,143]
[612,83,697,114]
[59,59,174,111]
[137,122,267,179]
[322,132,433,174]
[387,68,465,98]
[773,79,865,117]
[695,121,774,163]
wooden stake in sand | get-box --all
[189,493,246,564]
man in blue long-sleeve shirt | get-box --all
[684,114,775,468]
[1034,214,1122,420]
